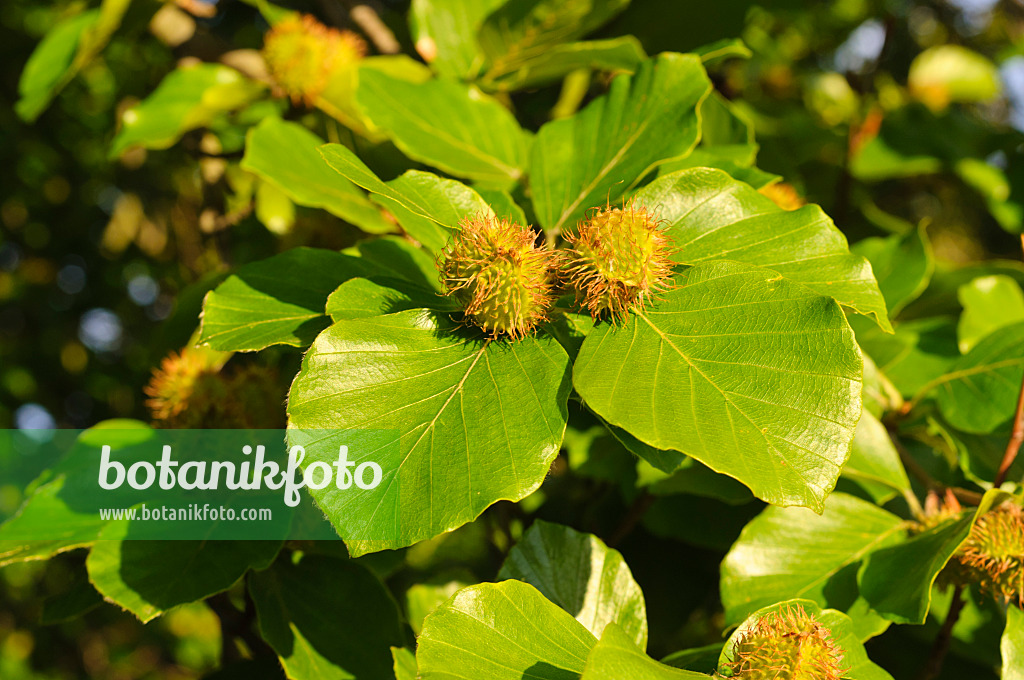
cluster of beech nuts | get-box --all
[438,202,675,339]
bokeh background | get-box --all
[2,0,1024,677]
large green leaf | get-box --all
[325,277,452,322]
[573,261,863,510]
[111,63,265,157]
[580,624,707,679]
[928,321,1024,433]
[635,168,892,332]
[720,493,905,635]
[240,118,393,234]
[357,70,529,186]
[719,600,894,680]
[499,520,648,649]
[851,225,933,318]
[956,274,1024,353]
[410,0,505,79]
[417,580,596,679]
[1004,606,1024,680]
[286,309,571,554]
[199,248,380,351]
[530,53,710,233]
[477,0,631,86]
[250,554,404,679]
[86,526,281,623]
[320,144,493,252]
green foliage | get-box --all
[6,0,1024,678]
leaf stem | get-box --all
[918,583,965,680]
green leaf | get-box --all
[478,0,631,85]
[417,580,596,679]
[720,493,904,634]
[484,37,647,92]
[573,261,862,510]
[719,600,894,680]
[693,38,752,66]
[16,10,98,122]
[325,277,452,322]
[286,309,571,554]
[908,45,1001,109]
[580,623,708,679]
[392,647,418,680]
[86,525,281,623]
[250,554,405,679]
[636,168,892,332]
[928,321,1024,433]
[349,236,442,291]
[254,180,295,235]
[531,53,710,233]
[199,248,380,351]
[320,144,494,252]
[0,423,153,567]
[956,275,1024,353]
[844,409,912,502]
[410,0,505,79]
[241,118,393,234]
[406,580,470,636]
[852,225,933,318]
[1003,606,1024,680]
[111,63,265,157]
[499,520,648,649]
[16,0,133,122]
[357,70,529,185]
[858,517,972,625]
[853,316,959,398]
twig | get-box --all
[992,234,1024,489]
[343,1,400,54]
[608,492,654,547]
[889,428,984,507]
[918,583,965,680]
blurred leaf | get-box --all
[318,56,433,138]
[241,118,394,234]
[349,236,442,291]
[909,45,1000,112]
[929,321,1024,433]
[478,0,631,84]
[357,71,529,186]
[852,226,933,318]
[485,36,647,91]
[254,180,295,235]
[573,261,862,510]
[692,38,751,66]
[956,158,1023,234]
[499,520,648,649]
[286,310,571,554]
[320,143,494,252]
[1004,606,1024,680]
[720,493,904,636]
[719,600,894,680]
[199,248,380,351]
[111,64,265,157]
[87,526,281,622]
[392,647,418,680]
[250,554,404,679]
[580,623,707,679]
[956,275,1024,353]
[531,53,710,232]
[637,168,892,331]
[845,409,911,503]
[416,580,596,679]
[40,570,103,624]
[410,0,505,79]
[853,316,959,398]
[406,580,469,636]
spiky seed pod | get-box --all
[439,215,554,339]
[562,202,674,323]
[262,14,366,106]
[724,604,846,680]
[955,501,1024,607]
[145,347,284,428]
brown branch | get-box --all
[918,583,965,680]
[343,1,400,54]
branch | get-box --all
[344,1,400,54]
[918,583,965,680]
